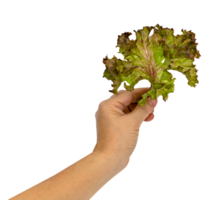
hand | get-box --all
[93,87,158,170]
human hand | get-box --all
[93,88,158,170]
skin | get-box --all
[118,85,158,124]
[93,86,158,172]
[10,87,157,200]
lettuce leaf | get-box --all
[102,22,201,106]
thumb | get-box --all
[108,90,133,110]
[128,97,157,125]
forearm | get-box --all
[10,151,127,200]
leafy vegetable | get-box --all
[103,24,201,105]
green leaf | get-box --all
[103,24,201,105]
[135,26,153,43]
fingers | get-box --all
[111,87,157,105]
[131,87,151,103]
[112,87,150,101]
[118,85,150,94]
[144,114,155,124]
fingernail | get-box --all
[148,97,156,107]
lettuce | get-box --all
[102,22,202,106]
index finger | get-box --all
[131,87,151,103]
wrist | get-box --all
[91,151,130,180]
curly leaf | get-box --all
[102,22,201,105]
